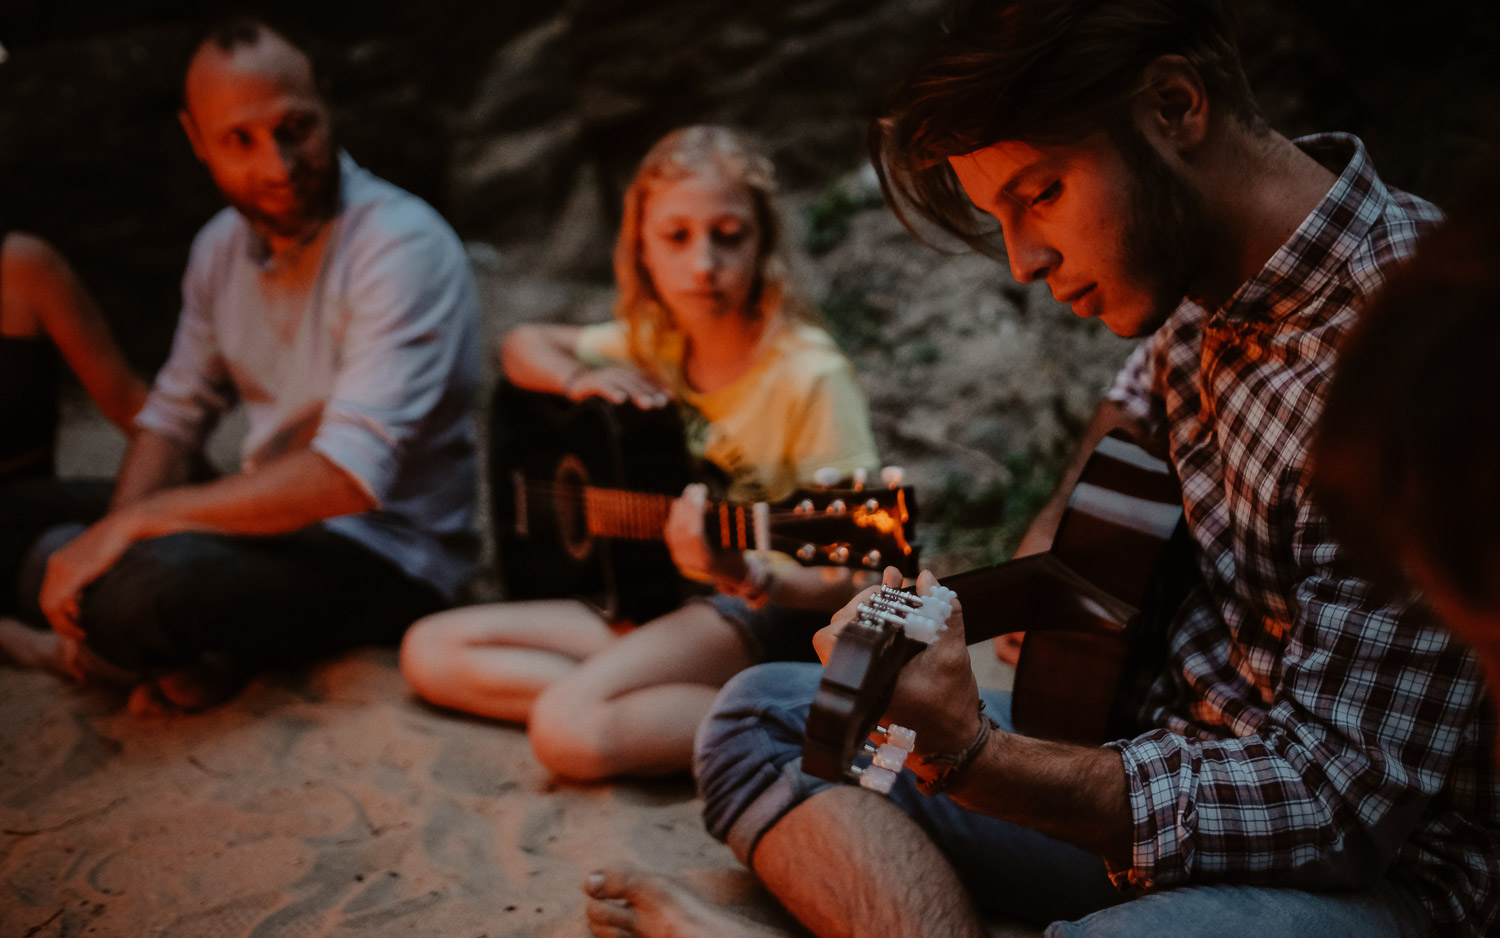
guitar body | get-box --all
[1010,433,1194,744]
[489,380,694,623]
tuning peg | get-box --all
[813,466,843,488]
[795,499,815,514]
[863,498,881,513]
[871,742,908,772]
[829,545,851,565]
[797,543,817,562]
[904,613,945,644]
[856,763,899,794]
[880,465,905,488]
[885,724,917,751]
[862,550,882,568]
[852,467,868,490]
[825,499,846,515]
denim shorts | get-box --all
[705,593,832,664]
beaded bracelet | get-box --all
[915,702,998,797]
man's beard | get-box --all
[1116,125,1213,334]
[226,145,341,241]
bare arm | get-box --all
[501,322,668,407]
[499,323,588,394]
[110,428,198,509]
[41,449,374,635]
[1,233,149,435]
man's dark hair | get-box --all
[179,12,328,110]
[870,0,1263,254]
[1311,153,1500,608]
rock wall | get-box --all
[6,0,1500,566]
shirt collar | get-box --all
[1214,133,1391,324]
[246,150,356,270]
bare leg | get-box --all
[584,787,983,938]
[0,616,67,671]
[0,617,136,686]
[528,602,754,780]
[398,599,616,722]
[752,787,984,938]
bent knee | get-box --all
[529,683,616,781]
[398,612,467,701]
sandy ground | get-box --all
[3,400,1037,938]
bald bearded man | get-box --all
[0,15,480,713]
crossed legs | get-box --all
[400,598,757,780]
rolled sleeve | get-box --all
[789,362,880,483]
[573,320,631,367]
[135,232,236,447]
[310,222,476,507]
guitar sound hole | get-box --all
[553,455,593,562]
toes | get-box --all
[585,895,639,937]
[584,864,648,901]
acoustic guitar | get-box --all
[802,430,1196,789]
[490,380,919,623]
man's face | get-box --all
[948,129,1208,338]
[180,31,338,241]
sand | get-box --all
[2,401,1036,938]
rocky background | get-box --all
[4,0,1499,573]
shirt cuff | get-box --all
[311,408,401,508]
[1104,730,1198,891]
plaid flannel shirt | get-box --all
[1103,134,1499,935]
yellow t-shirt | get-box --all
[574,318,878,504]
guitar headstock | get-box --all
[802,583,956,791]
[772,467,919,575]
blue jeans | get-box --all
[693,662,1433,936]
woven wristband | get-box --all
[916,702,998,797]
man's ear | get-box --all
[179,109,206,164]
[1132,54,1210,155]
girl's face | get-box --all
[639,169,762,329]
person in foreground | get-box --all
[1312,156,1500,740]
[582,2,1498,936]
[400,125,880,782]
[0,16,480,714]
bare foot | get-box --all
[583,865,788,938]
[127,656,247,717]
[0,616,66,671]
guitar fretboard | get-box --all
[519,480,761,549]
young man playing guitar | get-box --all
[582,2,1499,936]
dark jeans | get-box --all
[2,478,445,673]
[0,476,113,618]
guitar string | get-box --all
[512,479,887,523]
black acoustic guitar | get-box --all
[802,430,1196,787]
[490,381,919,623]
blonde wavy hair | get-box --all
[612,125,811,379]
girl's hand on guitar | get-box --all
[565,364,671,409]
[666,483,748,586]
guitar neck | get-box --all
[940,552,1142,644]
[524,481,765,551]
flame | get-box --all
[852,489,913,556]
